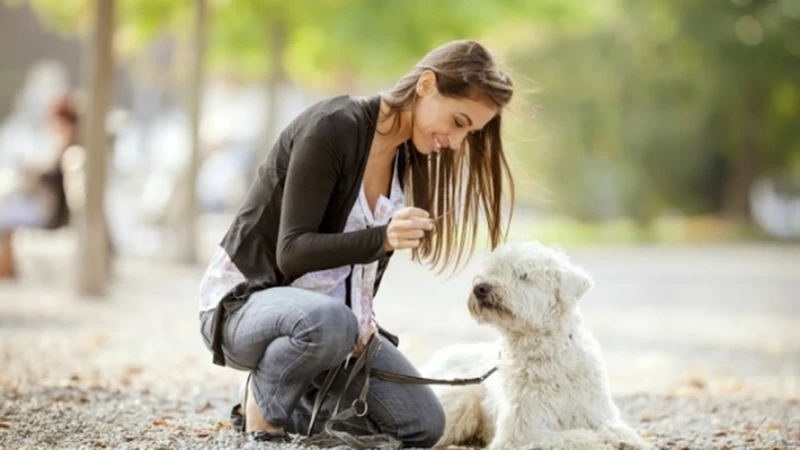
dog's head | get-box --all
[467,241,593,334]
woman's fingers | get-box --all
[385,207,434,251]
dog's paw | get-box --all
[487,440,514,450]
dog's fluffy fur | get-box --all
[421,241,651,450]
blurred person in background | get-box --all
[198,39,515,447]
[0,95,76,278]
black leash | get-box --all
[299,337,497,449]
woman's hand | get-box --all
[352,320,378,357]
[384,207,434,252]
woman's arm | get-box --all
[276,115,388,280]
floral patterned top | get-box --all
[199,156,404,338]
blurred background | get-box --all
[0,0,798,437]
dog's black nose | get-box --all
[473,282,492,298]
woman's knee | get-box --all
[293,295,358,358]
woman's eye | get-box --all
[454,118,464,128]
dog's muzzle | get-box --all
[473,282,492,301]
[470,282,512,317]
[472,282,500,309]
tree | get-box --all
[77,0,115,296]
[9,0,607,275]
[176,0,206,264]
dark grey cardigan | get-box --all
[210,93,406,366]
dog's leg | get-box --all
[486,405,536,450]
[433,384,489,448]
[520,424,651,450]
[601,421,653,450]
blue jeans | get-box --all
[0,192,49,232]
[199,286,445,448]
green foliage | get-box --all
[4,0,189,55]
[5,0,605,84]
[507,0,800,223]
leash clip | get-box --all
[352,398,369,417]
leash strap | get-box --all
[298,337,497,449]
[371,366,497,385]
[301,337,402,449]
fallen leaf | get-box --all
[69,374,81,382]
[151,419,171,427]
[94,441,106,448]
[169,435,179,442]
[123,436,135,442]
[196,430,213,438]
[195,401,213,413]
[215,421,230,430]
[744,432,756,442]
[0,421,10,429]
[714,429,728,437]
[687,375,707,390]
[641,430,656,440]
[124,366,143,376]
[638,411,654,422]
[767,423,782,430]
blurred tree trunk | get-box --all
[720,84,762,223]
[175,0,207,264]
[77,0,114,296]
[720,142,758,222]
[259,20,287,164]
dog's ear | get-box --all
[557,264,593,307]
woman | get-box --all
[0,96,75,278]
[198,39,515,447]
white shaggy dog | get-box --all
[421,241,651,450]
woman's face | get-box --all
[411,70,498,155]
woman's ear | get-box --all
[416,69,438,97]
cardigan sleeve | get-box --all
[276,115,389,280]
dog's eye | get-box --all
[518,272,528,281]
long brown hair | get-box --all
[381,39,516,274]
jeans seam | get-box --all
[259,306,314,423]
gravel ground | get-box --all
[1,232,798,449]
[2,384,797,449]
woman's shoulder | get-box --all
[294,93,381,136]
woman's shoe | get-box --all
[233,372,293,443]
[245,430,293,443]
